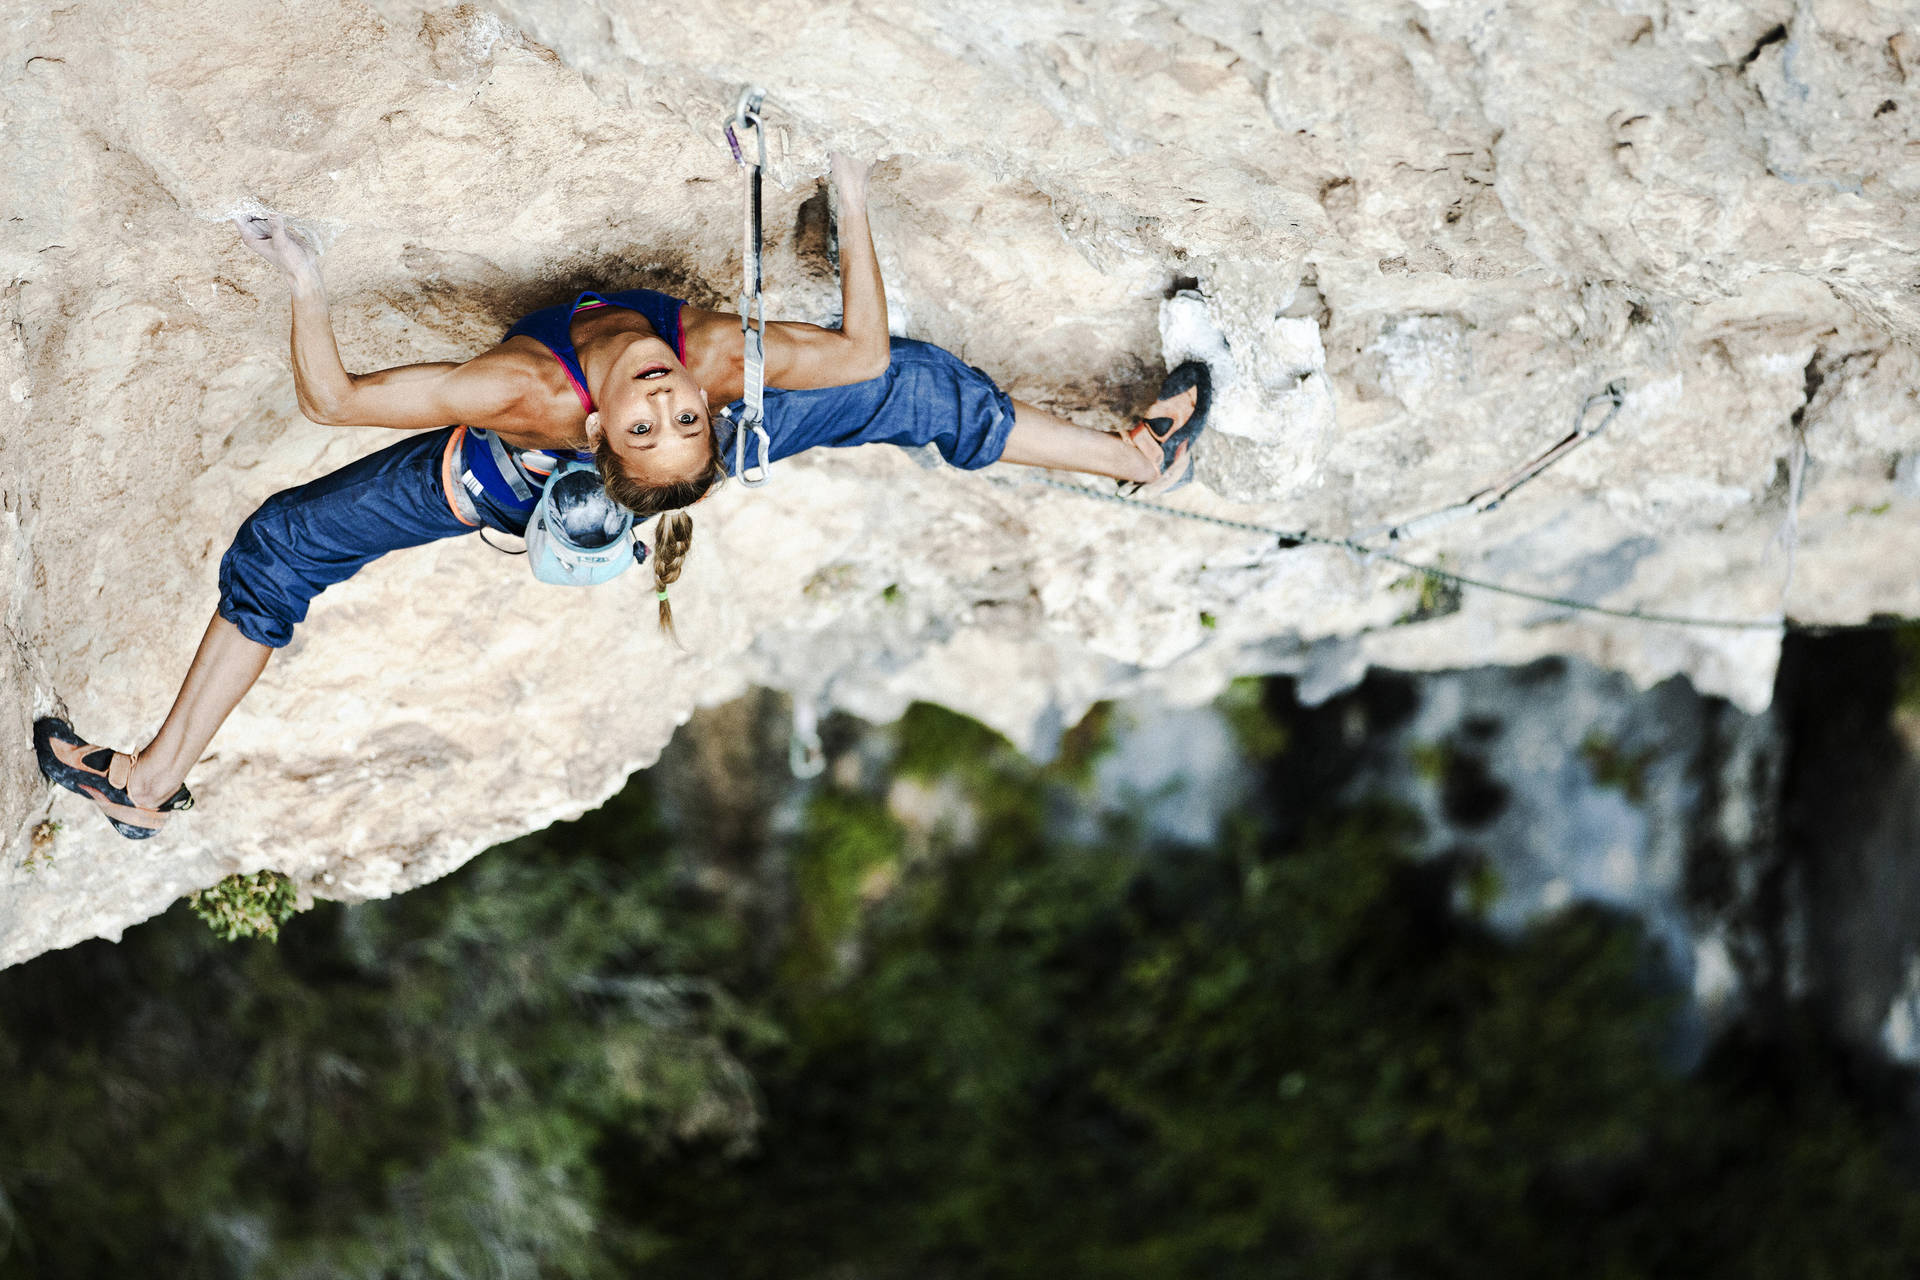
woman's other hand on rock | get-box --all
[829,151,871,214]
[235,214,320,290]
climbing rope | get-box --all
[994,471,1902,636]
[723,85,774,488]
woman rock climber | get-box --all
[34,152,1210,839]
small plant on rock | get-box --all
[190,870,299,942]
[1390,560,1463,623]
[23,820,60,873]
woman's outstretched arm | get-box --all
[826,151,888,372]
[235,216,523,430]
[759,152,892,388]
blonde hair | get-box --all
[594,428,727,640]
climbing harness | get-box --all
[1373,382,1626,545]
[524,458,650,587]
[723,85,775,488]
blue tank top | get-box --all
[501,288,688,412]
[454,288,690,530]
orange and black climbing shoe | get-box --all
[33,717,193,840]
[1122,361,1212,496]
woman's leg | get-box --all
[60,427,478,822]
[999,389,1200,485]
[1000,400,1155,482]
[124,615,270,809]
[749,338,1197,487]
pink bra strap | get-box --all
[552,354,594,414]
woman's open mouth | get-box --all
[636,363,670,379]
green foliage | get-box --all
[1216,677,1289,760]
[1894,623,1920,719]
[1392,562,1463,623]
[1199,610,1217,629]
[189,870,299,942]
[889,698,1112,796]
[4,691,1919,1280]
[21,821,57,873]
[0,777,758,1279]
[1409,738,1453,782]
[622,718,1920,1279]
[1056,704,1116,788]
[784,790,906,986]
[1580,731,1658,805]
[892,701,1015,781]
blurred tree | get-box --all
[2,689,1917,1280]
[0,777,758,1279]
[620,703,1920,1280]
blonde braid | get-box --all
[652,510,695,643]
[593,427,725,639]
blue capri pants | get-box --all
[217,427,526,648]
[718,337,1016,469]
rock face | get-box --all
[2,0,1917,966]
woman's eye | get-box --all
[678,412,696,424]
[630,422,651,435]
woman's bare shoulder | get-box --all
[677,305,737,357]
[678,306,744,395]
[453,341,582,432]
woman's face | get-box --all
[590,337,713,482]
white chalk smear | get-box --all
[1159,289,1235,387]
[463,12,517,61]
[197,200,342,254]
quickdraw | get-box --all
[724,86,775,488]
[1375,381,1627,545]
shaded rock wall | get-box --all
[2,0,1917,965]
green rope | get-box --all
[1005,474,1906,636]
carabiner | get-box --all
[731,410,774,488]
[733,85,766,137]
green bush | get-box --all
[4,688,1918,1279]
[188,870,299,942]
